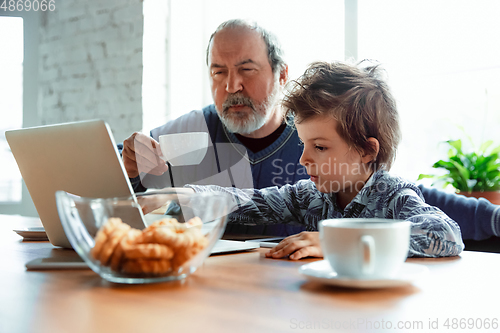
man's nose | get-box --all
[226,71,243,94]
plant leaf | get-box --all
[447,139,462,154]
[417,174,435,180]
[460,153,474,170]
[478,140,493,154]
[486,169,500,179]
[450,160,471,191]
[487,163,500,173]
[490,144,500,155]
[427,132,500,192]
[433,160,457,171]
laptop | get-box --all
[6,120,143,248]
[6,119,258,255]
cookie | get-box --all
[171,228,208,269]
[141,218,179,242]
[110,228,143,272]
[102,218,124,234]
[98,222,131,265]
[186,216,203,229]
[91,228,108,260]
[121,258,172,275]
[93,215,208,276]
[91,217,126,260]
[153,227,188,249]
[123,243,174,260]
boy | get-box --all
[187,61,464,259]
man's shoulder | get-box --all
[201,104,217,115]
[150,106,216,140]
[201,104,223,125]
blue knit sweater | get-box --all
[419,185,500,241]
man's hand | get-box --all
[265,231,323,260]
[122,132,169,178]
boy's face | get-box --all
[296,115,374,195]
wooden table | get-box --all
[1,214,500,333]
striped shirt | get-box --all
[188,170,464,258]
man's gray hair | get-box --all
[206,19,287,74]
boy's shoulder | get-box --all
[365,170,423,200]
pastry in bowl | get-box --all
[56,190,235,284]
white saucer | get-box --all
[299,260,428,289]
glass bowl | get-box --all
[55,189,236,284]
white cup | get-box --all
[158,132,209,166]
[319,218,411,279]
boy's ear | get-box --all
[361,137,380,163]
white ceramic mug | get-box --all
[158,132,209,166]
[319,218,411,279]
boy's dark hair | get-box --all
[282,60,401,171]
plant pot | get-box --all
[459,191,500,206]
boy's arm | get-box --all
[186,182,316,228]
[390,188,465,258]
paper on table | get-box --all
[13,227,49,241]
[25,256,88,270]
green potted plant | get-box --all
[418,138,500,205]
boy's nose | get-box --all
[299,151,310,167]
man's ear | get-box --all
[361,137,380,164]
[279,65,289,86]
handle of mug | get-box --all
[360,235,375,275]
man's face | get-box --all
[208,27,282,134]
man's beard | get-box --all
[217,81,281,134]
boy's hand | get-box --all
[265,232,323,260]
[137,188,195,215]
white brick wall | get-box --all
[38,0,144,142]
